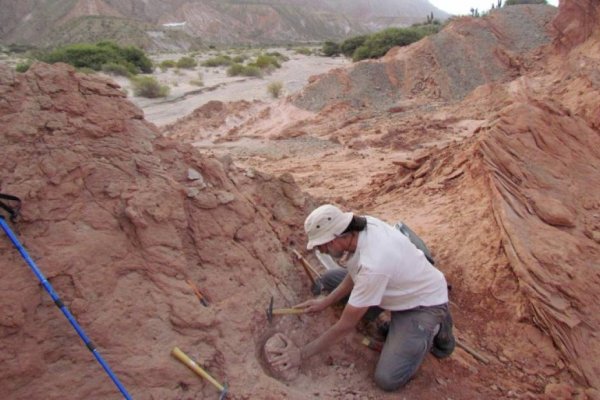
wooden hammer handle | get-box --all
[171,347,225,391]
[272,308,306,315]
[292,249,321,282]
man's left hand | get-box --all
[270,344,302,370]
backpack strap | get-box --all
[0,193,22,222]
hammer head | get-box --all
[266,296,274,324]
[219,383,228,400]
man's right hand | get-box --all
[294,298,328,313]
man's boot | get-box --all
[431,308,456,358]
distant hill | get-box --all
[0,0,450,51]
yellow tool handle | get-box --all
[292,249,322,280]
[171,347,224,391]
[272,308,306,315]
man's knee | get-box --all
[320,269,347,292]
[373,365,414,392]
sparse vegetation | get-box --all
[266,51,289,61]
[39,41,153,74]
[340,35,368,58]
[504,0,547,4]
[202,55,233,67]
[176,56,197,69]
[322,41,341,57]
[328,24,440,62]
[131,76,170,98]
[101,62,131,77]
[294,47,312,56]
[77,67,96,75]
[251,54,280,69]
[267,81,283,98]
[7,44,35,54]
[159,60,177,71]
[227,63,262,77]
[15,60,32,73]
[244,65,262,77]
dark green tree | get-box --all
[340,35,368,58]
[40,41,153,74]
[322,41,341,57]
[504,0,547,5]
[352,27,425,61]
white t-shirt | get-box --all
[346,216,448,311]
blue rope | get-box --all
[0,216,133,399]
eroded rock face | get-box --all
[0,63,313,399]
[553,0,600,50]
[479,99,600,389]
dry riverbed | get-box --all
[113,48,350,126]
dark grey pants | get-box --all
[321,268,455,391]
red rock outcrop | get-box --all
[0,63,317,399]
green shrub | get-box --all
[77,67,96,75]
[131,76,170,98]
[227,63,244,76]
[322,41,341,57]
[114,43,153,73]
[232,54,247,63]
[352,27,432,61]
[201,55,233,67]
[176,56,197,69]
[39,41,152,74]
[101,62,131,77]
[294,47,312,56]
[267,81,283,98]
[341,35,368,57]
[253,54,280,69]
[15,60,32,73]
[242,65,262,77]
[227,63,262,77]
[505,0,547,4]
[266,51,289,61]
[159,60,176,71]
[8,44,35,54]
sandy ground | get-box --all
[113,49,350,126]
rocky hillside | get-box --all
[292,4,558,112]
[0,0,449,50]
[162,2,600,398]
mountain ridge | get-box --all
[0,0,450,50]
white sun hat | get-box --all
[304,204,353,250]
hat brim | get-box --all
[306,211,352,250]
